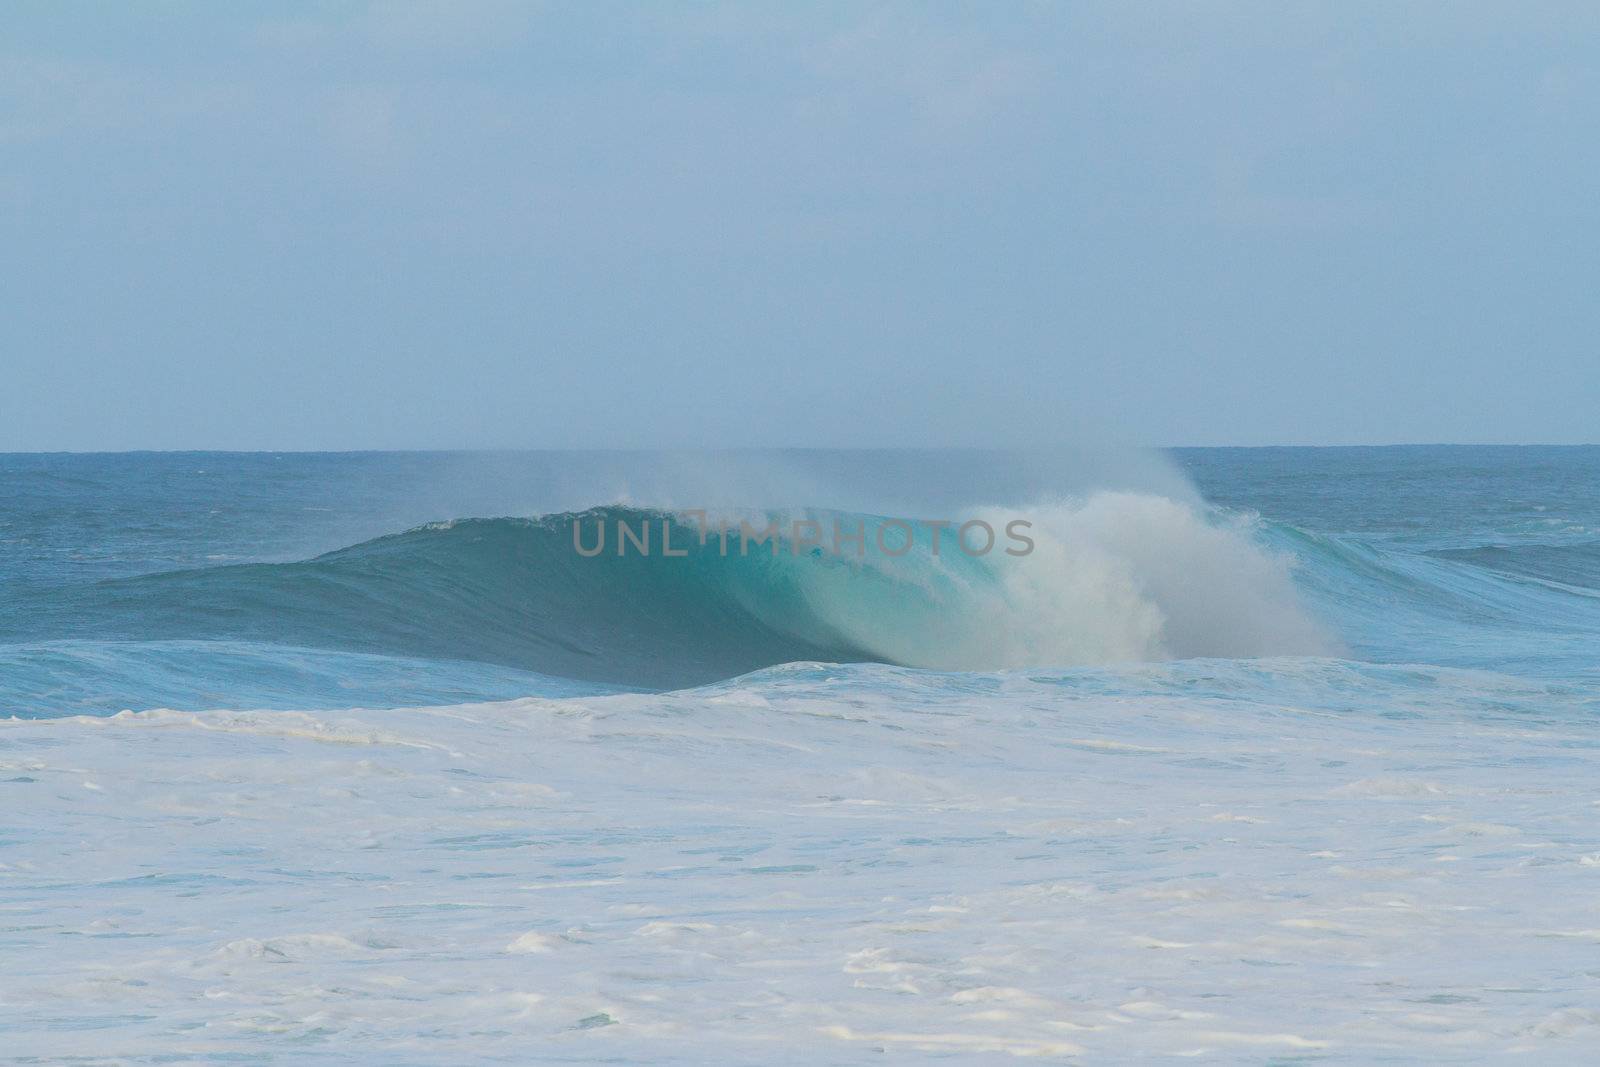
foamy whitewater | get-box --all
[4,448,1600,1062]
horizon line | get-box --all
[3,443,1599,457]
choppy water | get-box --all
[4,447,1600,1062]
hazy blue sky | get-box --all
[3,2,1597,450]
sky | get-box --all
[3,1,1598,450]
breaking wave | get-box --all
[1,494,1334,698]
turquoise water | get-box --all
[4,447,1600,1061]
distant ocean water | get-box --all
[4,447,1600,1062]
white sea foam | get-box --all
[3,661,1598,1062]
[782,491,1338,670]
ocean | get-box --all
[3,446,1599,1062]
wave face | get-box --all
[0,495,1334,705]
[3,510,867,694]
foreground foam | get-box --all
[4,660,1599,1062]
